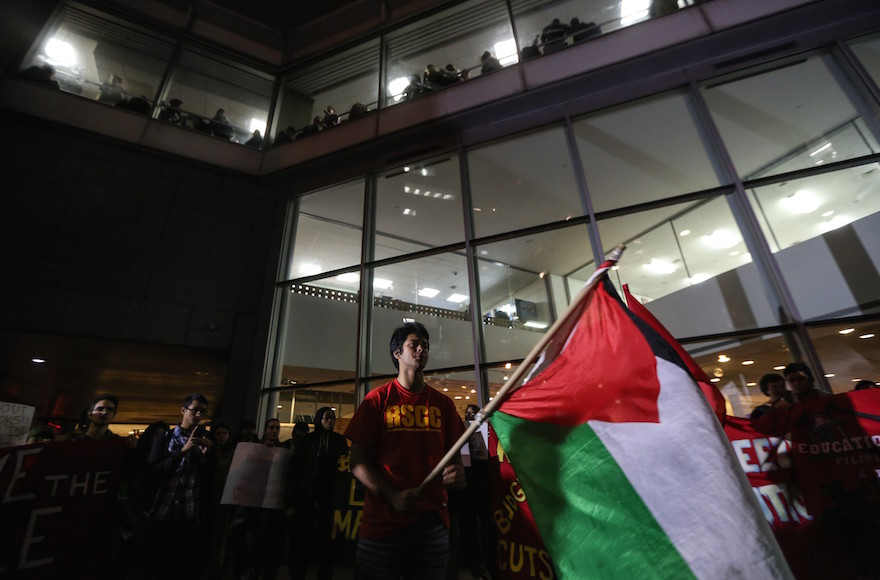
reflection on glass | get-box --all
[383,0,514,106]
[288,180,365,282]
[270,382,357,439]
[748,164,880,252]
[849,33,880,89]
[510,0,615,59]
[426,369,479,418]
[278,39,380,133]
[574,91,722,212]
[477,225,592,362]
[684,331,801,418]
[600,196,780,336]
[702,54,879,180]
[23,6,173,106]
[275,281,359,393]
[485,362,522,403]
[808,320,880,394]
[375,157,465,260]
[369,254,474,375]
[468,126,584,237]
[164,48,274,145]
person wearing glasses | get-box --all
[70,394,121,440]
[144,393,213,578]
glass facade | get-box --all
[270,44,880,421]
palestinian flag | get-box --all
[490,265,792,579]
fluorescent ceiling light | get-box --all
[710,378,721,383]
[45,38,76,67]
[824,373,835,378]
[742,360,754,366]
[859,333,875,339]
[524,321,548,329]
[388,77,409,101]
[838,328,855,335]
[780,189,819,214]
[32,358,46,364]
[643,258,677,275]
[809,143,832,156]
[703,229,740,249]
[373,278,393,290]
[418,288,440,298]
[447,293,468,303]
[249,118,266,134]
[494,38,519,66]
[299,263,322,276]
[336,273,359,283]
[774,365,785,371]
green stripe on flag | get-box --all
[492,411,694,580]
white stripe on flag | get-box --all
[589,357,792,579]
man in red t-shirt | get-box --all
[344,322,465,579]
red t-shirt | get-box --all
[344,379,465,538]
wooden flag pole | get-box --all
[417,245,626,493]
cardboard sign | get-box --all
[0,403,36,448]
[221,442,291,509]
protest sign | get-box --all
[221,442,291,509]
[0,439,127,579]
[0,403,36,448]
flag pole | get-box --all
[417,245,626,492]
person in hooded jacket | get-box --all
[286,407,349,580]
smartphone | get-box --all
[193,425,207,439]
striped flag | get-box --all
[490,267,792,579]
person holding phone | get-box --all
[142,393,213,579]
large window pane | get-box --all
[374,157,465,261]
[383,0,514,106]
[748,165,880,320]
[369,254,474,375]
[808,320,880,394]
[468,126,584,237]
[21,6,173,108]
[599,196,781,336]
[163,48,274,145]
[286,180,365,281]
[702,54,880,180]
[277,39,379,140]
[509,0,614,58]
[269,382,357,440]
[478,224,593,362]
[426,369,478,418]
[274,280,360,394]
[574,91,722,212]
[849,33,880,88]
[685,331,805,418]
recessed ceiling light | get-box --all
[821,210,834,218]
[443,387,448,391]
[373,278,393,289]
[418,287,440,298]
[32,358,45,364]
[824,373,835,378]
[710,378,721,383]
[505,362,512,369]
[742,360,754,365]
[679,229,690,236]
[454,395,462,399]
[718,355,730,363]
[276,405,282,408]
[746,382,756,387]
[337,272,359,283]
[852,378,862,382]
[447,293,468,303]
[774,365,785,371]
[503,376,509,381]
[299,263,322,276]
[524,321,548,329]
[839,328,855,335]
[859,333,875,339]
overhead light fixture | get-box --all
[821,210,834,218]
[336,272,359,283]
[524,321,548,329]
[373,278,393,290]
[388,77,409,101]
[689,273,709,285]
[447,293,468,303]
[32,358,45,364]
[620,0,649,25]
[780,189,819,214]
[679,229,691,237]
[45,38,77,67]
[404,186,411,193]
[824,373,835,378]
[249,118,266,135]
[838,328,855,335]
[710,378,721,383]
[299,263,322,276]
[402,208,416,216]
[742,360,754,366]
[494,38,519,66]
[643,258,677,275]
[859,333,875,339]
[418,288,440,298]
[773,365,785,371]
[403,317,415,323]
[505,363,512,369]
[747,382,756,387]
[276,405,282,408]
[703,229,740,249]
[421,168,428,176]
[718,355,730,363]
[809,143,832,157]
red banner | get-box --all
[0,440,127,579]
[488,425,556,580]
[726,389,880,579]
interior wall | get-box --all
[0,112,281,424]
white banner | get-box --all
[0,402,36,447]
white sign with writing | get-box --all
[0,402,36,448]
[221,442,291,509]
